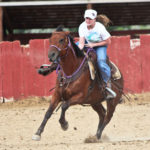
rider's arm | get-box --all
[85,37,111,48]
[78,22,86,50]
[95,37,111,46]
[78,36,85,50]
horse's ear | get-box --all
[56,25,64,31]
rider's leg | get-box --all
[95,46,116,99]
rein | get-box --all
[57,47,93,80]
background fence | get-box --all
[0,35,150,101]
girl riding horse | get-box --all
[32,28,124,141]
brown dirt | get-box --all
[0,93,150,150]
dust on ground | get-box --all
[0,93,150,150]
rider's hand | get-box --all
[84,43,96,48]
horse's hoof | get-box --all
[84,135,100,143]
[32,134,41,141]
[61,122,69,131]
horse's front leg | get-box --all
[59,101,69,131]
[32,97,59,141]
[59,93,83,131]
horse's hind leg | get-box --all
[59,101,69,131]
[91,103,106,139]
[96,100,117,139]
[96,78,123,139]
[32,97,59,141]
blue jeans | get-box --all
[94,46,111,83]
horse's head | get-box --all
[48,31,70,62]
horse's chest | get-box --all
[61,80,82,99]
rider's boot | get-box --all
[105,80,116,100]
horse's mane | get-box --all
[68,35,84,58]
[56,25,84,58]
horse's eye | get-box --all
[59,39,64,44]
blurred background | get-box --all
[0,0,150,44]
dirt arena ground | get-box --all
[0,93,150,150]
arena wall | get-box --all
[0,35,150,100]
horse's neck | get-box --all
[60,48,82,76]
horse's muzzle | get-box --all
[48,50,59,62]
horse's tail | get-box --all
[97,14,113,27]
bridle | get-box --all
[49,36,76,59]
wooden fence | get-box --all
[0,35,150,100]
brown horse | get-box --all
[32,30,124,141]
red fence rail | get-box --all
[0,35,150,100]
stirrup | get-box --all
[105,87,116,99]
